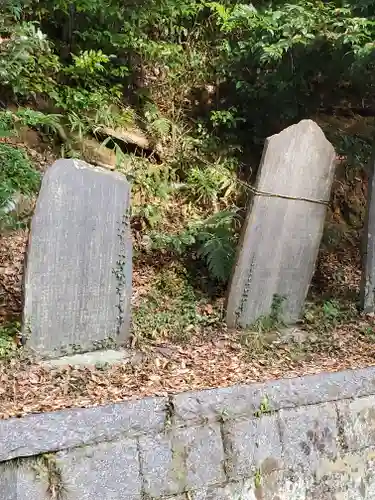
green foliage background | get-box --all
[3,1,375,143]
[1,0,375,282]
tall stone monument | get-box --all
[226,120,336,328]
[23,159,132,357]
[361,154,375,312]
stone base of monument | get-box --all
[42,348,144,369]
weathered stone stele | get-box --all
[226,119,336,328]
[361,155,375,312]
[23,159,132,357]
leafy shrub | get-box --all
[0,322,18,359]
[132,266,220,343]
[117,154,173,228]
[0,111,15,138]
[0,22,60,97]
[195,210,239,283]
[150,209,239,282]
[1,0,374,291]
[133,268,201,342]
[0,144,40,211]
[185,164,237,207]
[0,109,63,142]
[14,109,62,134]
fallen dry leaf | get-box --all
[0,155,374,419]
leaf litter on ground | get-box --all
[1,143,375,419]
[1,245,375,419]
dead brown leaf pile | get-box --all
[1,138,375,420]
[1,320,375,419]
[0,229,28,323]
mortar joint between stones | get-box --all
[335,402,349,452]
[34,453,66,500]
[218,410,234,480]
[164,394,176,432]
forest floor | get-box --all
[0,129,374,419]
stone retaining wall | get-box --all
[2,367,375,499]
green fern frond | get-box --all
[195,209,239,282]
[186,165,236,206]
[198,235,235,282]
[147,117,172,140]
[13,109,62,136]
[148,209,239,282]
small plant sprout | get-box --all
[254,395,272,418]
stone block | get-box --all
[309,451,370,499]
[279,402,338,472]
[57,438,141,499]
[179,423,226,490]
[172,367,375,427]
[191,479,255,500]
[262,367,375,412]
[139,433,183,497]
[226,119,336,327]
[23,158,132,357]
[0,396,167,461]
[363,449,375,498]
[172,385,265,426]
[191,470,309,500]
[337,395,375,451]
[0,458,49,500]
[140,424,225,496]
[257,469,309,500]
[361,153,375,312]
[223,414,283,479]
